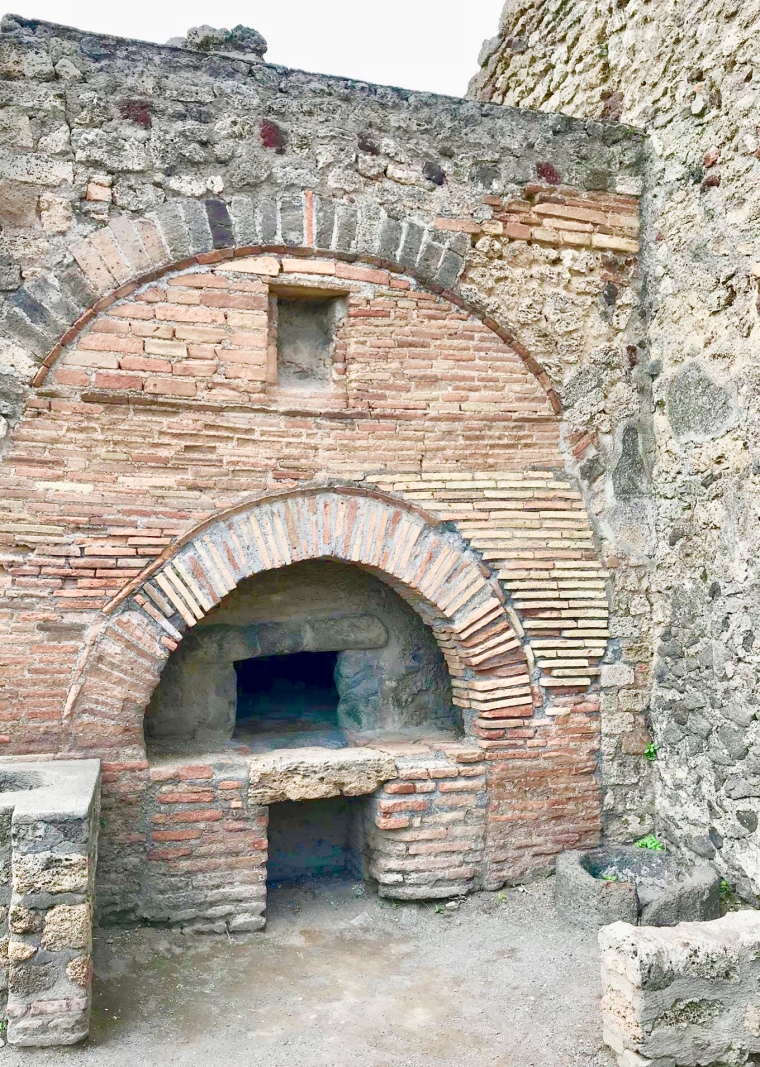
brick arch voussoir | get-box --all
[65,487,535,756]
[0,192,559,412]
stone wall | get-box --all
[471,0,760,898]
[0,13,650,912]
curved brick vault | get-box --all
[0,192,560,412]
[64,487,532,761]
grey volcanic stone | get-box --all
[612,424,649,500]
[666,362,736,442]
[556,849,638,928]
[556,846,721,928]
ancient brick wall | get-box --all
[0,14,649,911]
[367,744,488,899]
[472,0,760,897]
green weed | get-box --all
[635,835,664,851]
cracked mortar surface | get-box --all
[0,879,613,1067]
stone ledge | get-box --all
[0,760,100,823]
[247,746,397,804]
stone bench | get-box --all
[600,912,760,1066]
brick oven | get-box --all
[4,242,613,929]
[0,17,646,948]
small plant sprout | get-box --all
[720,879,732,895]
[601,873,618,882]
[644,742,658,761]
[635,834,665,851]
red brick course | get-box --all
[435,185,640,253]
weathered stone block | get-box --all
[556,849,638,928]
[13,853,88,897]
[248,747,397,803]
[41,904,91,951]
[600,912,760,1066]
[0,760,100,1049]
[556,847,720,929]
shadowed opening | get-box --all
[266,796,365,886]
[145,559,459,757]
[234,651,342,747]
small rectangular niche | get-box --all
[269,287,346,391]
[266,796,366,885]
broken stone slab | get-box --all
[600,912,760,1066]
[247,746,397,803]
[555,846,720,928]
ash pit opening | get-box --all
[266,795,365,887]
[234,650,345,749]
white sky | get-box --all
[3,0,504,97]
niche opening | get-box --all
[234,650,344,748]
[270,288,346,391]
[266,796,365,886]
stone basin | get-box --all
[555,844,721,928]
[0,769,42,793]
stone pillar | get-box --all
[1,760,100,1047]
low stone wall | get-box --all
[600,912,760,1066]
[0,760,100,1047]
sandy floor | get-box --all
[3,878,614,1067]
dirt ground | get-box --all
[2,877,614,1067]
